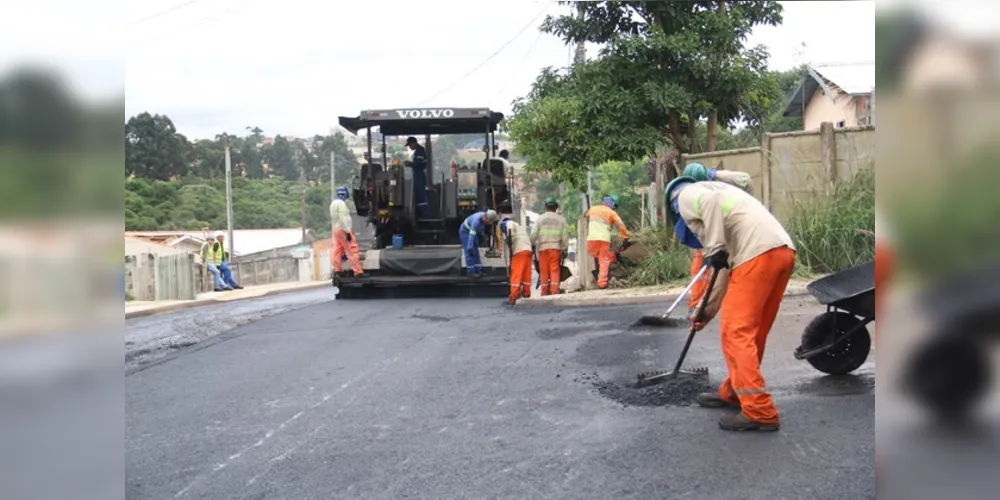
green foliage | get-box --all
[886,148,1000,281]
[787,167,875,274]
[508,1,785,186]
[126,176,337,238]
[612,226,693,287]
[126,112,189,180]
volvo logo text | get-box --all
[395,109,455,119]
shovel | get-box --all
[635,266,720,388]
[634,264,709,327]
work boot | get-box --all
[696,393,740,409]
[718,413,780,432]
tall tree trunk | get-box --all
[706,109,719,152]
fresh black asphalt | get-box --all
[126,294,875,499]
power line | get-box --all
[132,0,202,25]
[491,29,546,108]
[416,2,554,107]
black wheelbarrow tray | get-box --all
[793,260,875,375]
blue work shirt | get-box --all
[411,145,428,175]
[460,212,487,249]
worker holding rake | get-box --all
[680,163,753,321]
[665,175,796,432]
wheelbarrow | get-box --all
[898,264,1000,423]
[794,260,875,375]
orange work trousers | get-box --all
[537,249,562,296]
[716,246,796,425]
[332,230,364,275]
[509,250,533,303]
[875,242,892,322]
[586,240,612,288]
[688,250,709,310]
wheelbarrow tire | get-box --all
[801,311,871,375]
[906,335,988,424]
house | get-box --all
[783,63,876,131]
[125,228,310,260]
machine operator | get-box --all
[404,136,430,219]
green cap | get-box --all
[682,163,710,181]
[608,193,621,206]
[544,196,559,207]
[664,176,697,225]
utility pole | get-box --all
[330,151,336,202]
[573,3,591,212]
[224,143,234,257]
[299,154,307,241]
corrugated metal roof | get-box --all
[811,63,876,95]
[124,228,305,256]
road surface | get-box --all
[126,294,874,500]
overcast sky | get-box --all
[9,1,878,140]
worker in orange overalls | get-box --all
[874,211,892,323]
[666,176,796,432]
[530,197,570,295]
[680,163,753,319]
[584,194,631,289]
[330,186,364,277]
[500,216,533,305]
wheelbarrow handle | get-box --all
[661,264,710,318]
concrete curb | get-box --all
[519,284,812,308]
[124,282,331,320]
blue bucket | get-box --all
[392,234,404,249]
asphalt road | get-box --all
[126,293,874,500]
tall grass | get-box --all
[787,167,875,274]
[612,226,693,287]
[612,167,875,287]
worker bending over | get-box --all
[530,197,570,295]
[584,194,630,289]
[666,176,796,432]
[500,216,533,305]
[330,186,364,277]
[680,163,753,318]
[459,209,499,278]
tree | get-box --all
[507,1,784,186]
[309,133,359,186]
[126,112,190,180]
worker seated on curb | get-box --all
[330,186,364,277]
[200,234,232,292]
[681,163,751,320]
[584,194,630,289]
[530,196,570,296]
[459,209,500,277]
[500,216,532,305]
[214,232,243,290]
[665,175,797,432]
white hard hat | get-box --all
[484,209,498,222]
[215,231,225,239]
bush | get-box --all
[611,226,693,287]
[612,168,875,287]
[787,168,875,274]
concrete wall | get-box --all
[679,123,875,223]
[127,252,304,300]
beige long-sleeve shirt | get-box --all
[676,181,795,320]
[506,221,533,255]
[329,199,353,233]
[530,212,570,252]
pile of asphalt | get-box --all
[580,372,714,408]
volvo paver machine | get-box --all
[334,107,517,298]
